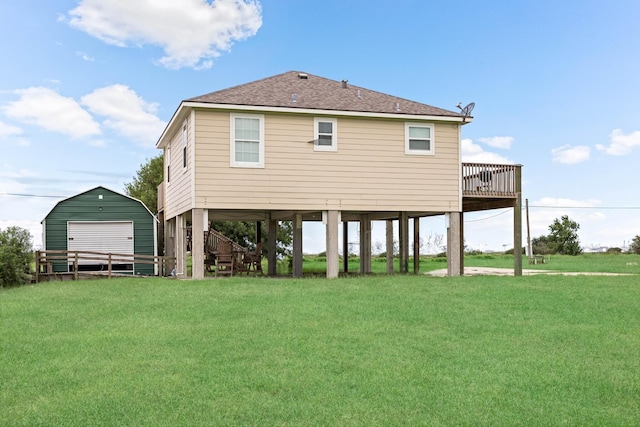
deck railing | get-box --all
[462,163,521,197]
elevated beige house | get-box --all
[156,71,522,278]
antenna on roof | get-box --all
[456,102,475,122]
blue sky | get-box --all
[1,0,639,253]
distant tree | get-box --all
[127,155,295,257]
[547,215,582,255]
[531,235,553,255]
[504,247,526,255]
[629,235,640,255]
[0,226,33,288]
[124,155,163,213]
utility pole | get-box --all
[526,198,532,259]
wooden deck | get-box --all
[462,162,522,212]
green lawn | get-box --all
[299,252,640,275]
[2,274,639,426]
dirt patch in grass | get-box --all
[426,267,635,277]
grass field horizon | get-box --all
[299,252,640,275]
[2,270,639,425]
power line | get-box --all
[528,205,640,210]
[465,208,512,223]
[1,193,67,198]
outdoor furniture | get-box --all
[242,242,263,275]
[530,255,546,264]
[215,241,235,277]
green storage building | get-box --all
[42,186,158,275]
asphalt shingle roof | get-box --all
[188,71,463,117]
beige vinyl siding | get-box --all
[193,110,460,212]
[165,114,193,219]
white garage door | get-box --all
[68,221,134,265]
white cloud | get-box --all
[76,51,94,62]
[478,136,513,149]
[596,129,640,155]
[81,84,167,147]
[0,167,38,180]
[67,0,263,69]
[551,144,590,164]
[0,121,23,138]
[461,138,513,164]
[3,87,101,139]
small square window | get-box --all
[405,123,434,155]
[314,118,337,151]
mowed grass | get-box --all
[2,274,639,426]
[301,252,640,275]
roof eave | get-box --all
[181,101,471,123]
[156,102,191,149]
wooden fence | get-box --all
[35,250,176,282]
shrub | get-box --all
[465,249,484,256]
[504,247,526,255]
[0,226,33,288]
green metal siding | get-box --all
[44,187,156,275]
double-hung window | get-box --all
[405,123,434,155]
[314,118,337,151]
[231,114,264,168]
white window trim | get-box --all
[182,121,188,171]
[230,113,265,168]
[405,122,435,155]
[314,117,338,152]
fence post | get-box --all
[35,251,40,283]
[108,253,112,278]
[74,252,78,280]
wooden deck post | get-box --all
[267,217,277,276]
[514,166,523,276]
[359,214,371,274]
[447,212,462,276]
[164,218,175,276]
[325,210,339,279]
[399,212,409,273]
[256,221,262,244]
[413,217,420,274]
[176,214,186,278]
[460,212,465,275]
[386,220,394,274]
[292,214,303,277]
[192,208,205,279]
[342,222,349,273]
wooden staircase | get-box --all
[204,225,247,273]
